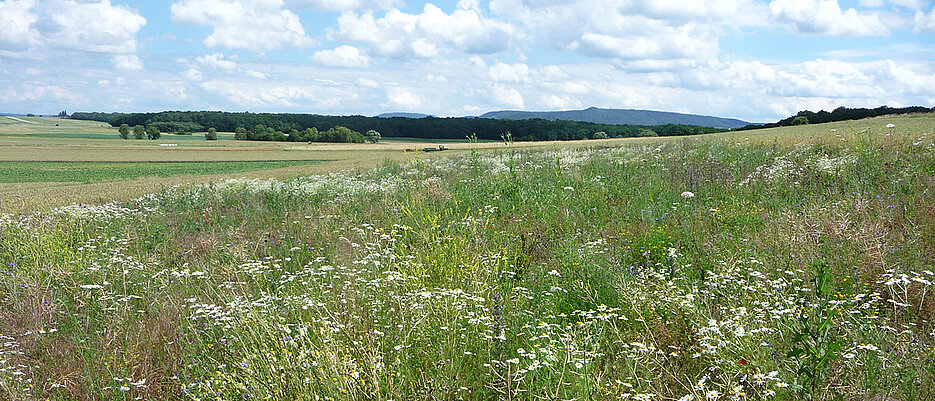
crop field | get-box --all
[1,114,935,400]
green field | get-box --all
[0,160,321,183]
[1,113,934,400]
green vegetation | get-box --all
[1,115,934,400]
[69,110,725,142]
[0,160,321,183]
[741,105,934,130]
[118,124,130,139]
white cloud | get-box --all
[542,94,582,110]
[769,0,889,36]
[112,54,143,71]
[0,0,38,51]
[488,62,530,83]
[356,77,379,87]
[488,0,765,69]
[490,84,525,109]
[182,68,204,80]
[312,45,371,67]
[171,0,314,52]
[0,0,145,56]
[914,7,935,31]
[197,53,238,70]
[285,0,400,11]
[866,0,927,10]
[201,80,357,109]
[385,88,422,110]
[245,70,269,79]
[332,4,517,58]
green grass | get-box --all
[0,160,323,183]
[1,116,934,400]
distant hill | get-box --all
[480,107,751,129]
[377,112,432,118]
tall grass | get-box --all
[1,127,934,400]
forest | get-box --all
[739,105,934,129]
[69,111,723,142]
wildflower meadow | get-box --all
[2,127,934,400]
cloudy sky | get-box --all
[1,0,934,122]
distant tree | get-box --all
[118,124,130,139]
[592,131,608,139]
[365,130,381,143]
[176,130,189,136]
[637,128,658,137]
[205,127,218,140]
[26,113,35,117]
[58,110,67,118]
[234,126,247,140]
[133,125,145,139]
[791,116,809,126]
[146,126,161,140]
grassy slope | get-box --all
[1,113,934,400]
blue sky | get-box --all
[1,0,934,122]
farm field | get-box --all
[3,115,933,213]
[1,114,935,400]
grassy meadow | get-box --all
[1,114,935,400]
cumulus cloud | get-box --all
[201,79,357,109]
[312,46,371,67]
[488,0,764,69]
[0,0,146,69]
[112,54,144,71]
[171,0,314,52]
[914,7,935,31]
[182,68,204,80]
[488,62,530,83]
[860,0,926,9]
[490,84,525,109]
[332,4,517,58]
[41,0,146,54]
[245,70,269,79]
[197,53,238,70]
[285,0,401,11]
[0,0,38,51]
[385,88,422,110]
[769,0,889,36]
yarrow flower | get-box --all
[681,191,695,199]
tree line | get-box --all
[737,105,935,130]
[70,111,725,142]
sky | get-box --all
[1,0,934,122]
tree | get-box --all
[637,129,658,137]
[592,131,608,139]
[792,116,809,126]
[133,125,145,139]
[234,127,247,140]
[205,127,218,140]
[365,130,381,143]
[118,124,130,139]
[146,126,161,140]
